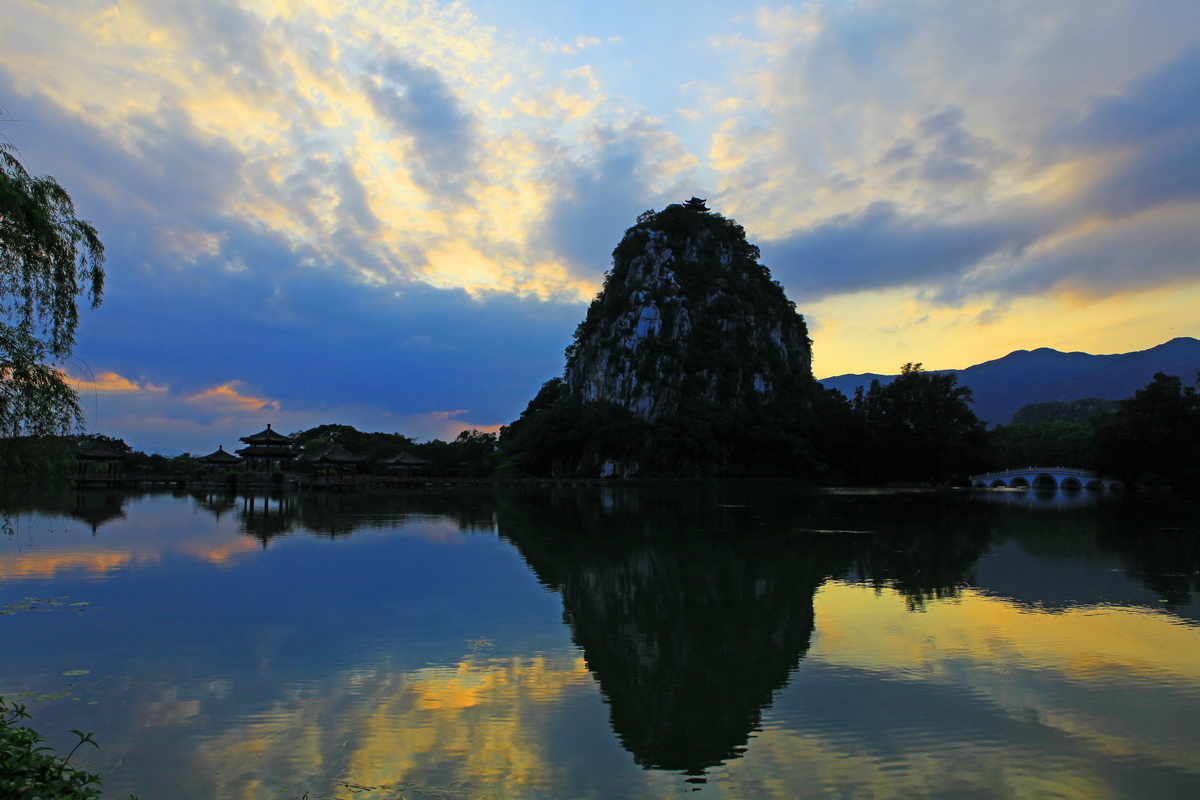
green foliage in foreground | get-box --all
[0,696,125,799]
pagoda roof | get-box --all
[239,423,292,445]
[198,445,243,464]
[75,443,128,461]
[236,444,295,458]
[381,451,429,465]
[306,444,368,464]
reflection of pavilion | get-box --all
[239,493,297,546]
[190,489,239,521]
[235,424,296,471]
[68,490,128,533]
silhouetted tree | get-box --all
[1,142,104,439]
[1095,372,1200,487]
[852,363,987,484]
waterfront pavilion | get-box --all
[198,445,244,473]
[235,424,296,472]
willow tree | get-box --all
[0,143,104,438]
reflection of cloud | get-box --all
[0,551,135,580]
[804,582,1200,780]
[197,654,595,797]
[178,538,263,568]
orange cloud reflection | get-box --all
[0,550,137,580]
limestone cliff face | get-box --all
[564,202,814,420]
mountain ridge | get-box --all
[819,336,1200,425]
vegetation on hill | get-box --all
[817,363,989,484]
[502,201,822,478]
[1093,372,1200,488]
[1011,398,1118,425]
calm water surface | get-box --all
[2,485,1198,799]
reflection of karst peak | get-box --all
[559,543,827,773]
[497,494,841,774]
[496,488,995,774]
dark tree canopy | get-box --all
[849,363,988,484]
[0,142,105,438]
[1094,372,1200,487]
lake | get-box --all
[2,485,1199,799]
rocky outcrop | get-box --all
[563,201,814,421]
[500,200,822,478]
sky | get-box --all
[2,0,1199,454]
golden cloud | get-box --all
[186,382,280,412]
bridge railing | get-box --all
[969,466,1099,482]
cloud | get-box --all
[4,0,1199,426]
[360,54,479,197]
[1050,45,1200,219]
[186,382,280,412]
[71,372,166,394]
[715,1,1200,309]
[762,202,1047,301]
[538,118,701,278]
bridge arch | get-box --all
[970,467,1119,491]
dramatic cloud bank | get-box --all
[2,0,1197,452]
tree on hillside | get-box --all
[987,421,1097,470]
[0,142,104,439]
[1094,372,1200,487]
[853,363,988,484]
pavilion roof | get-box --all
[239,423,292,445]
[381,451,429,465]
[198,445,243,464]
[235,444,295,458]
[306,444,368,464]
[75,443,128,461]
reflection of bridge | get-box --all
[970,467,1124,491]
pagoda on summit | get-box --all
[235,424,296,472]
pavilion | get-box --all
[380,451,430,478]
[198,445,244,473]
[235,424,296,472]
[305,443,368,479]
[75,442,127,484]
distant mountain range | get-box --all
[818,336,1200,426]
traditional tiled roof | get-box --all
[235,444,295,458]
[306,444,367,464]
[239,423,292,445]
[380,451,429,465]
[198,445,243,464]
[75,443,128,461]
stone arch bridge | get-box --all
[969,467,1124,491]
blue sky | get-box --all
[2,0,1198,453]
